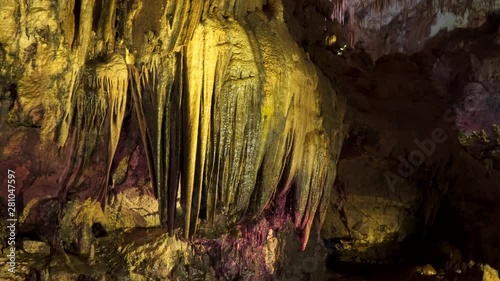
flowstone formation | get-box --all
[0,0,344,279]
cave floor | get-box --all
[326,263,483,281]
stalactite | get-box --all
[81,54,128,207]
[128,60,159,217]
[133,55,161,221]
[295,133,331,249]
[117,0,344,249]
[182,18,264,236]
[162,1,204,53]
[136,45,182,235]
[52,0,348,251]
[329,0,346,23]
[183,32,203,238]
[58,0,95,147]
[168,51,183,235]
[95,0,117,55]
[326,0,499,47]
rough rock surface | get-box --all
[484,264,500,281]
[310,6,500,275]
[0,0,343,280]
[0,0,499,280]
[283,0,500,59]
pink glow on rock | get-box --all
[192,192,297,279]
[455,83,500,136]
[192,220,275,280]
[191,168,329,276]
[115,144,152,194]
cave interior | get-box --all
[0,0,500,280]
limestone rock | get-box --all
[106,187,160,229]
[3,0,344,252]
[23,240,50,255]
[470,54,500,82]
[483,264,500,281]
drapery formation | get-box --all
[128,1,345,249]
[1,0,344,249]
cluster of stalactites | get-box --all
[328,0,497,24]
[131,6,344,249]
[54,0,343,250]
[328,0,390,23]
[78,55,129,205]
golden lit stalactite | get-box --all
[59,0,77,50]
[296,133,331,250]
[121,0,345,248]
[129,57,186,235]
[151,0,203,229]
[183,17,264,235]
[53,0,96,226]
[56,70,108,208]
[217,39,262,218]
[294,133,318,228]
[164,0,190,51]
[167,52,184,234]
[187,23,215,236]
[130,43,185,237]
[151,58,169,228]
[126,49,159,227]
[129,0,205,236]
[58,0,95,147]
[136,52,177,230]
[184,25,203,238]
[133,0,173,226]
[244,11,294,217]
[124,0,143,44]
[162,0,204,53]
[100,55,128,207]
[204,39,236,224]
[70,54,128,207]
[136,52,171,232]
[95,0,117,55]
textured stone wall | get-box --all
[0,0,345,279]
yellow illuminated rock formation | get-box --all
[0,0,344,251]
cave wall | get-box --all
[1,0,500,280]
[283,0,500,59]
[0,0,345,279]
[307,5,500,272]
[346,0,500,58]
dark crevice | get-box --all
[92,0,104,34]
[91,222,108,238]
[8,83,17,110]
[72,0,82,49]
